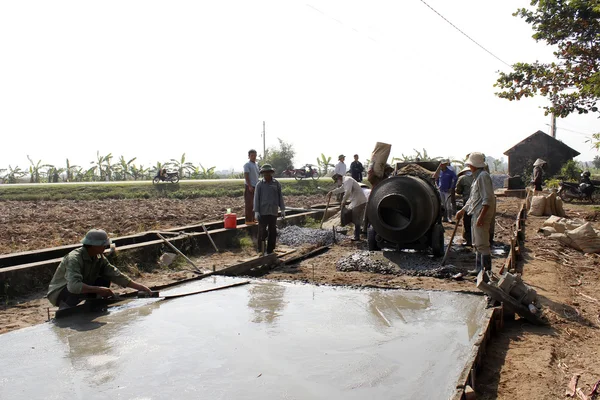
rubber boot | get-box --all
[482,254,492,272]
[468,252,482,276]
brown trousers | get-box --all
[244,185,255,223]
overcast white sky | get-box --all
[1,0,599,173]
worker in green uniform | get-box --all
[47,229,152,308]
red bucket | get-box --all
[224,213,237,229]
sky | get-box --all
[1,0,599,173]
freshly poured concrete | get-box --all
[0,277,487,400]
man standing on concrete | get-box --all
[254,164,286,254]
[243,149,260,225]
[434,159,457,223]
[455,167,474,247]
[47,229,152,308]
[532,158,546,192]
[349,154,364,182]
[456,152,496,276]
[327,176,368,241]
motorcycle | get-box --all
[152,170,180,184]
[282,164,320,180]
[558,180,595,202]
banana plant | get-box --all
[170,153,195,178]
[65,159,79,182]
[27,155,50,183]
[2,165,26,184]
[316,154,332,175]
[198,164,217,179]
[115,155,137,181]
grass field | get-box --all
[0,179,338,201]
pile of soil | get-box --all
[396,164,434,179]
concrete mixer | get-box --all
[366,161,445,256]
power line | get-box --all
[417,0,512,68]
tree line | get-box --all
[0,143,511,184]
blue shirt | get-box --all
[437,167,457,193]
[243,161,260,187]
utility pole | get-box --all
[550,112,557,138]
[262,121,266,159]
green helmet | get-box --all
[81,229,112,246]
[259,164,275,173]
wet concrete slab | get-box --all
[0,277,487,399]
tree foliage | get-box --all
[263,138,295,177]
[495,0,600,117]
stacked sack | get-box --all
[527,189,566,217]
[539,216,600,253]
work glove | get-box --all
[281,210,286,220]
[255,212,260,221]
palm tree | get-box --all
[130,164,149,181]
[170,153,194,178]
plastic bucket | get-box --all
[224,213,237,229]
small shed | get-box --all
[503,130,580,178]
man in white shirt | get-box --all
[333,154,346,185]
[327,176,367,241]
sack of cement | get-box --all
[529,196,546,216]
[566,222,600,253]
[555,197,566,217]
[538,226,557,236]
[367,142,391,178]
[549,233,577,249]
[544,192,557,216]
[566,218,585,231]
[543,215,562,227]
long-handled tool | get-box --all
[156,233,204,274]
[441,217,462,266]
[201,224,219,253]
[138,280,251,300]
[319,196,331,229]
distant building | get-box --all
[503,130,580,178]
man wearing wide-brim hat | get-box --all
[532,158,547,192]
[456,152,496,275]
[47,229,152,308]
[253,164,286,254]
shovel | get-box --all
[319,196,331,229]
[441,216,462,266]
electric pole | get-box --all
[550,113,557,138]
[262,121,266,159]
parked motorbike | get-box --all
[558,180,595,202]
[153,170,180,184]
[282,164,319,180]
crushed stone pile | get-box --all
[396,164,434,179]
[336,250,457,278]
[278,225,343,247]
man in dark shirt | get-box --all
[253,164,286,254]
[349,154,364,182]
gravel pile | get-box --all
[336,251,457,278]
[278,225,340,247]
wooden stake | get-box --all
[156,233,203,274]
[201,224,219,253]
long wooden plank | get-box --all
[160,281,250,300]
[281,246,330,266]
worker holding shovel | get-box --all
[327,176,367,241]
[455,152,496,276]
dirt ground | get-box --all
[1,195,600,398]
